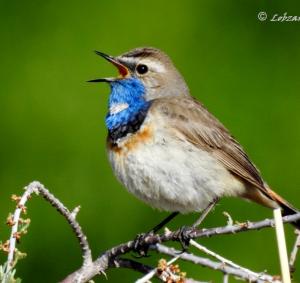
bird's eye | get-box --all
[136,64,148,75]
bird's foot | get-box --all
[132,231,154,257]
[177,226,193,253]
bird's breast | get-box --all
[106,116,246,213]
[107,124,154,155]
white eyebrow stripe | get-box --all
[142,59,166,73]
[118,57,166,73]
[110,103,129,115]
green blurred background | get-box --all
[0,0,299,282]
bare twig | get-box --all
[6,181,92,275]
[8,181,300,283]
[289,229,300,273]
[155,244,278,283]
[70,205,81,219]
[189,239,267,280]
[177,213,300,240]
[6,185,36,271]
[223,211,233,226]
[62,212,300,282]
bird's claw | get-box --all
[177,226,193,252]
[132,231,154,257]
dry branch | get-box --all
[289,229,300,273]
[155,244,277,283]
[4,181,300,283]
[62,210,300,282]
[5,181,92,274]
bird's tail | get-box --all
[265,187,300,229]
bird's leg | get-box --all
[193,197,219,228]
[133,212,179,257]
[150,211,179,233]
[177,197,219,251]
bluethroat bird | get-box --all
[89,47,300,246]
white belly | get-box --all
[107,125,246,213]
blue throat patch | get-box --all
[106,77,150,142]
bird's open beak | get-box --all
[88,51,130,83]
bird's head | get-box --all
[89,47,189,100]
[90,47,190,132]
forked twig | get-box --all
[5,181,92,274]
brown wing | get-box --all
[150,96,300,228]
[150,96,266,191]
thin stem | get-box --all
[6,181,92,274]
[273,209,291,283]
[155,244,277,283]
[6,186,36,271]
[190,239,264,279]
[289,229,300,272]
[161,213,300,242]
